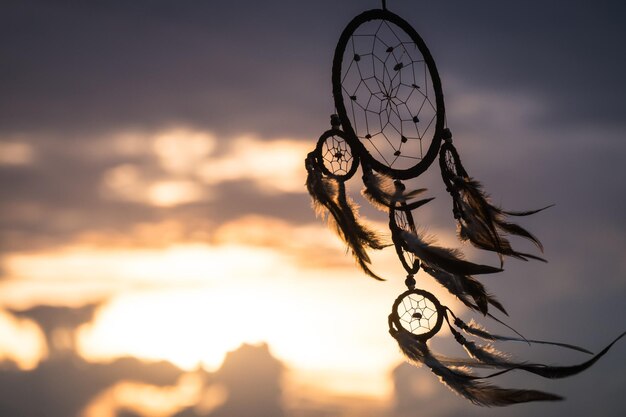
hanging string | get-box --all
[382,0,387,11]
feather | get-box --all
[494,219,544,252]
[448,321,513,364]
[389,302,624,405]
[439,142,550,265]
[399,230,502,276]
[427,359,563,406]
[511,331,626,379]
[362,168,433,212]
[421,264,507,316]
[499,205,555,217]
[445,315,624,380]
[454,176,547,263]
[389,320,562,406]
[454,318,593,354]
[455,197,546,264]
[444,317,626,380]
[305,153,386,280]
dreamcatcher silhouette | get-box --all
[305,1,624,406]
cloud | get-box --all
[211,215,354,269]
[153,129,217,176]
[0,302,193,417]
[0,127,315,253]
[0,1,339,138]
[102,163,208,207]
[100,128,217,207]
[197,136,310,194]
[0,310,47,370]
[2,1,625,141]
[0,302,288,417]
[0,141,35,166]
[0,353,189,417]
[81,373,213,417]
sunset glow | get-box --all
[0,237,411,396]
[2,2,624,416]
[81,373,220,417]
[0,224,470,400]
[0,310,47,370]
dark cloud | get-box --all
[383,1,626,130]
[0,349,187,417]
[174,343,284,417]
[2,1,625,139]
[0,303,292,417]
[1,0,623,253]
[9,303,101,354]
[0,0,343,138]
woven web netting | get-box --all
[340,19,437,170]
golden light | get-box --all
[80,373,222,417]
[101,165,208,207]
[0,310,48,370]
[2,244,279,286]
[100,130,311,205]
[73,266,402,375]
[1,215,463,398]
[152,128,216,175]
[197,136,310,193]
[147,180,206,207]
[0,141,34,165]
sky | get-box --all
[1,0,625,416]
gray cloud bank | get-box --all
[2,1,626,138]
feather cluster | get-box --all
[454,317,593,354]
[439,142,550,266]
[443,318,626,381]
[361,168,433,212]
[389,317,563,406]
[390,304,626,406]
[305,153,387,280]
[399,229,504,315]
[305,129,624,406]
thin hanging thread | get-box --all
[382,0,387,11]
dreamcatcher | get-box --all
[304,1,624,406]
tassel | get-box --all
[391,301,624,406]
[389,317,562,406]
[305,153,386,280]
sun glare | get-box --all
[1,222,462,398]
[2,244,280,286]
[147,180,206,207]
[0,310,47,370]
[74,268,405,398]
